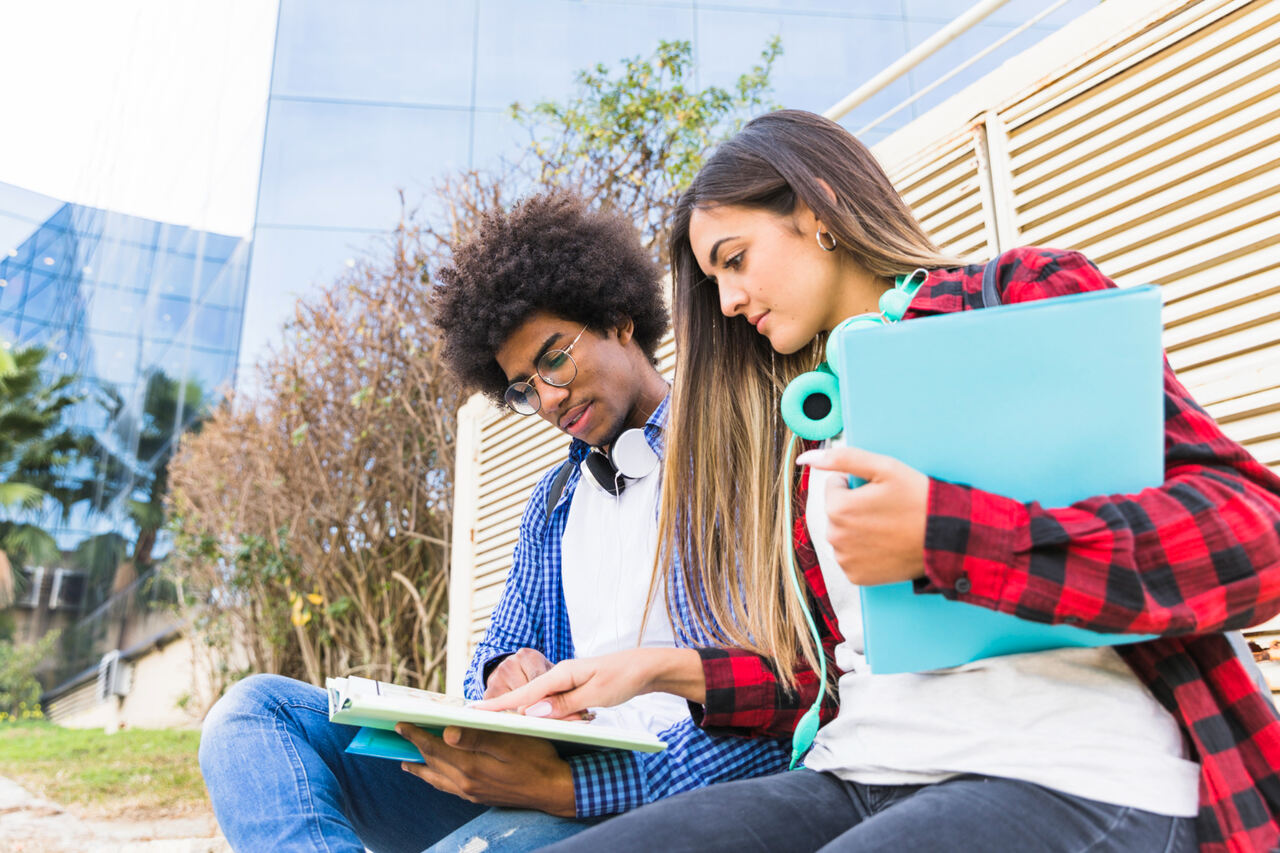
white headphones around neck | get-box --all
[579,428,659,496]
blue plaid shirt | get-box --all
[463,395,789,817]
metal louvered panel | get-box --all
[1240,436,1280,470]
[1175,343,1280,418]
[1160,256,1280,320]
[1008,3,1275,189]
[1012,39,1279,249]
[999,0,1280,473]
[656,335,676,379]
[474,409,568,523]
[997,0,1253,135]
[885,130,992,261]
[1164,289,1280,354]
[472,522,522,568]
[477,430,568,500]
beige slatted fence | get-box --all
[447,0,1280,689]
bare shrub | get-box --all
[169,208,467,691]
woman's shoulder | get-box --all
[989,246,1116,304]
[911,247,1114,319]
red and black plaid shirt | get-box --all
[692,247,1280,853]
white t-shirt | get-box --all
[801,463,1200,817]
[560,462,691,735]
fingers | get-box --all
[796,446,892,481]
[441,725,470,748]
[395,724,475,794]
[484,664,526,699]
[439,725,521,757]
[395,722,443,760]
[473,664,580,715]
[400,758,440,787]
[394,722,483,763]
[518,649,554,681]
[474,655,635,720]
[519,689,590,721]
[400,756,471,801]
[483,648,553,699]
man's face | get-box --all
[495,310,642,447]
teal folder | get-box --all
[344,724,616,762]
[834,284,1164,674]
[347,726,430,763]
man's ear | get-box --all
[614,315,635,346]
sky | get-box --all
[0,0,277,238]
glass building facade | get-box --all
[241,0,1101,375]
[0,0,1105,546]
[0,181,249,549]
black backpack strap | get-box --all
[981,253,1004,309]
[545,459,574,522]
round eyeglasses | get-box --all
[504,324,588,415]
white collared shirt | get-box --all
[559,460,690,734]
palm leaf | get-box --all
[0,482,47,511]
[127,499,166,531]
[1,524,60,565]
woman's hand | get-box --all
[798,446,929,586]
[473,647,704,720]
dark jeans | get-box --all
[540,768,1196,853]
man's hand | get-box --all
[484,648,554,699]
[797,446,929,587]
[474,648,704,721]
[395,724,577,817]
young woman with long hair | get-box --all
[480,110,1280,852]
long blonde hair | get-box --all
[657,110,960,689]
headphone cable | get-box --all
[783,432,827,770]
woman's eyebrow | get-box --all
[709,236,738,266]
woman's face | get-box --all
[688,202,857,355]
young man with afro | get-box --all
[198,191,790,853]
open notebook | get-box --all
[327,676,667,760]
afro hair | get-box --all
[432,190,668,402]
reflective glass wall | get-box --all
[242,0,1100,376]
[0,181,249,550]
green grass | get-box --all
[0,722,210,819]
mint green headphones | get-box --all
[778,267,928,769]
[780,268,929,441]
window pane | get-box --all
[273,0,477,106]
[473,0,694,109]
[256,99,470,229]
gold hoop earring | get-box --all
[816,230,838,252]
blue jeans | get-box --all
[543,766,1196,852]
[199,674,594,852]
